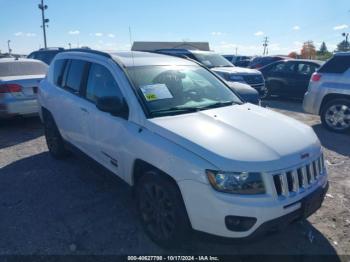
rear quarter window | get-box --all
[318,56,350,74]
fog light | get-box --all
[225,216,257,232]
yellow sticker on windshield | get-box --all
[145,94,157,101]
[140,84,173,102]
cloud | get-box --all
[68,30,80,35]
[14,32,37,37]
[292,26,300,31]
[95,33,103,37]
[211,32,223,36]
[254,31,264,36]
[333,24,348,30]
[107,33,115,38]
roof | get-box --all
[111,51,195,67]
[334,51,350,56]
[280,59,324,65]
[132,41,210,51]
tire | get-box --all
[321,98,350,133]
[44,113,68,158]
[260,85,271,99]
[135,171,191,248]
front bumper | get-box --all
[178,174,328,239]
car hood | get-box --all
[146,104,321,172]
[226,82,259,104]
[212,66,261,75]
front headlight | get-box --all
[206,170,265,195]
[229,75,244,82]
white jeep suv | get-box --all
[38,49,328,247]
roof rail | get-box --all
[39,47,65,51]
[62,48,112,58]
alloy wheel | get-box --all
[325,104,350,131]
[139,183,176,241]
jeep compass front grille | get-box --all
[273,154,325,197]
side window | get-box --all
[53,59,67,86]
[64,60,88,93]
[297,63,317,75]
[85,63,123,103]
[270,62,285,72]
[318,56,350,74]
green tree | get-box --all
[319,42,328,54]
[337,40,350,52]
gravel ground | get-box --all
[0,99,349,259]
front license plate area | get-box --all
[302,189,324,218]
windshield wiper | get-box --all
[199,101,239,109]
[151,101,239,116]
[151,106,201,116]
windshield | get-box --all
[0,61,48,77]
[192,52,234,68]
[126,65,241,117]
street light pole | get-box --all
[38,0,49,49]
[7,40,12,54]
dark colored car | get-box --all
[151,49,262,104]
[249,56,289,69]
[259,59,324,99]
[27,48,64,65]
[223,55,252,67]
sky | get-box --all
[0,0,349,55]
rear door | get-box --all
[51,59,90,151]
[294,62,319,97]
[264,61,296,95]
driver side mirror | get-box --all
[96,96,129,119]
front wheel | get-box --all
[321,98,350,133]
[135,172,191,248]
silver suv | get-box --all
[303,52,350,133]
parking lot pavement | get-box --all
[0,101,349,257]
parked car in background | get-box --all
[0,58,48,118]
[223,55,252,67]
[28,47,65,65]
[39,49,328,247]
[153,49,266,95]
[303,52,350,133]
[260,59,323,99]
[250,56,289,69]
[226,81,260,105]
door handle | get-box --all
[80,107,89,113]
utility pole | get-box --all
[38,0,49,49]
[342,32,349,44]
[235,47,238,56]
[263,36,269,56]
[7,40,12,54]
[68,43,72,49]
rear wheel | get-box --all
[135,171,191,248]
[321,98,350,133]
[44,113,68,158]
